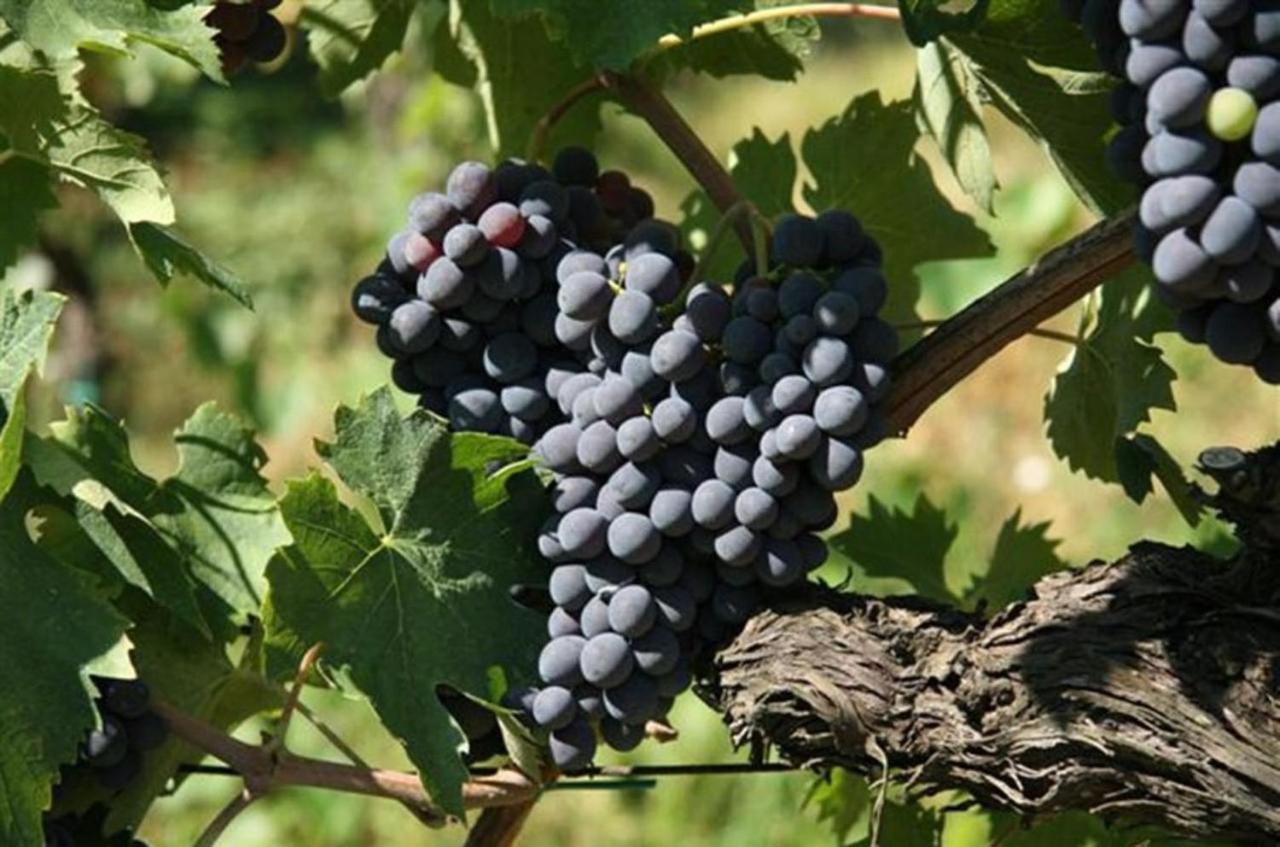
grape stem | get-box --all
[526,75,611,163]
[884,211,1137,434]
[602,72,755,253]
[655,2,902,51]
[192,789,257,847]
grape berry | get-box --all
[206,0,288,75]
[351,149,898,771]
[1065,0,1280,384]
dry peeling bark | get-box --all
[707,446,1280,845]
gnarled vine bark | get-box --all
[707,446,1280,845]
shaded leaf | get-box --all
[899,0,989,46]
[0,473,130,847]
[0,156,58,273]
[914,39,997,213]
[967,508,1067,610]
[47,110,174,226]
[129,222,252,308]
[488,0,744,70]
[301,0,418,97]
[803,91,995,321]
[652,0,818,82]
[434,0,601,157]
[947,0,1127,214]
[263,389,549,816]
[1116,434,1202,527]
[829,494,959,603]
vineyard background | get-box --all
[4,7,1274,845]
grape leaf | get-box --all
[0,286,63,409]
[28,403,289,617]
[1044,292,1176,483]
[0,0,224,81]
[679,127,797,280]
[103,599,281,832]
[650,0,818,82]
[802,92,995,322]
[967,509,1067,611]
[489,0,744,70]
[828,494,960,604]
[47,109,174,226]
[914,39,997,213]
[807,769,873,843]
[0,287,63,499]
[433,0,602,157]
[946,0,1128,215]
[0,62,68,153]
[899,0,989,46]
[0,473,130,847]
[301,0,419,98]
[129,223,252,308]
[0,157,58,273]
[1116,434,1202,527]
[263,389,548,816]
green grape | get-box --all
[1206,87,1259,142]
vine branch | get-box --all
[601,71,755,253]
[656,2,902,51]
[883,210,1137,434]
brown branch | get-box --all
[602,71,754,253]
[152,701,538,825]
[707,445,1280,845]
[884,211,1137,434]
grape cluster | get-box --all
[522,211,896,770]
[205,0,287,75]
[43,805,149,847]
[351,148,683,448]
[1064,0,1280,383]
[350,151,897,772]
[67,677,168,791]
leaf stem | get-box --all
[656,2,902,51]
[193,790,257,847]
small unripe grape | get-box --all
[1205,87,1259,142]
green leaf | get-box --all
[679,127,797,279]
[264,389,549,816]
[301,0,418,97]
[0,285,60,496]
[914,39,997,213]
[802,92,995,321]
[489,0,743,70]
[947,0,1128,214]
[0,378,29,502]
[651,0,818,82]
[0,156,58,272]
[0,62,68,153]
[1044,291,1176,482]
[47,110,174,226]
[898,0,990,46]
[967,509,1067,610]
[0,472,130,847]
[806,769,872,843]
[29,402,289,617]
[829,494,959,603]
[1116,434,1203,527]
[101,599,281,832]
[0,0,224,80]
[0,286,63,408]
[128,222,253,308]
[434,0,602,157]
